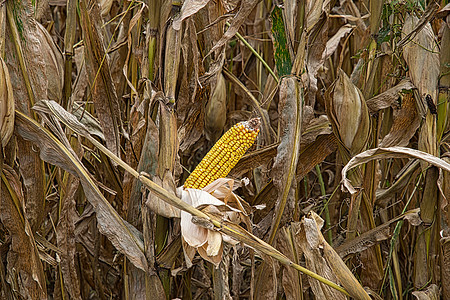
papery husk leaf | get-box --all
[326,69,370,155]
[205,73,227,142]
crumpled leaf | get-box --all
[366,78,416,113]
[206,0,260,57]
[295,212,371,300]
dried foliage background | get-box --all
[1,0,450,299]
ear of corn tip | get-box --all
[184,118,260,190]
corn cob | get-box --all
[184,118,261,189]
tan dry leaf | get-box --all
[15,109,148,272]
[80,0,123,156]
[35,21,64,102]
[366,78,416,113]
[146,175,181,218]
[322,24,354,61]
[0,57,14,147]
[172,0,211,31]
[342,147,450,195]
[402,14,440,156]
[56,176,82,300]
[292,218,345,300]
[164,20,182,102]
[380,92,421,147]
[206,0,260,56]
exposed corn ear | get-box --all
[184,118,260,189]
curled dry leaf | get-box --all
[342,147,450,195]
[325,69,370,155]
[0,57,14,147]
[172,0,211,31]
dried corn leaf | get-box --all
[79,0,123,155]
[342,147,450,195]
[1,165,47,299]
[402,14,440,156]
[366,78,416,113]
[380,92,420,147]
[0,57,14,147]
[172,0,211,31]
[56,176,82,300]
[292,217,345,300]
[412,284,440,300]
[15,109,148,271]
[207,0,260,56]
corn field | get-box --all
[1,0,450,298]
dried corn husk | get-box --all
[205,73,227,143]
[0,57,14,147]
[325,69,370,155]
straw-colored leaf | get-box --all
[342,147,450,195]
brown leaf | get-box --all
[15,109,148,271]
[56,176,82,300]
[79,0,123,156]
[366,78,416,113]
[0,165,47,299]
